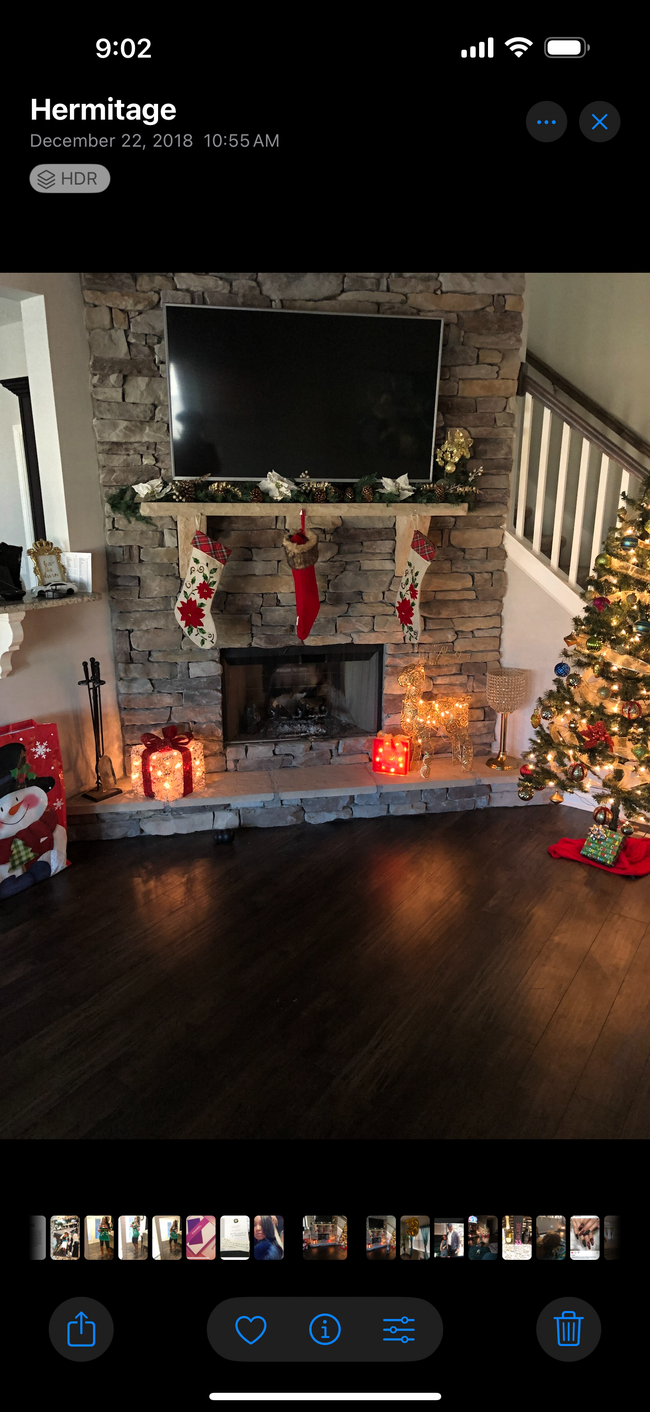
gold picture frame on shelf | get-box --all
[27,540,68,587]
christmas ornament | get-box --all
[621,700,643,720]
[621,822,635,836]
[581,721,614,750]
[593,596,611,612]
[564,633,578,647]
[594,553,611,569]
[380,474,414,500]
[540,705,555,721]
[518,783,534,800]
[395,530,437,643]
[530,708,542,727]
[645,520,650,533]
[597,686,610,699]
[282,510,320,641]
[593,805,613,826]
[258,470,296,500]
[634,619,650,634]
[627,593,638,605]
[621,535,639,549]
[174,531,231,648]
[550,790,564,804]
[372,735,411,775]
[554,662,570,677]
[131,725,205,802]
[581,824,624,866]
[586,636,603,651]
[567,762,586,781]
[435,427,473,476]
[632,743,648,759]
[519,763,533,775]
[567,673,582,687]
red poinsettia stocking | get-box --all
[283,511,320,641]
[395,530,437,643]
[174,531,231,648]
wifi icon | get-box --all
[505,36,533,57]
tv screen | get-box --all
[165,305,443,481]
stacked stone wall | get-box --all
[83,271,524,780]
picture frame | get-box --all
[27,539,68,587]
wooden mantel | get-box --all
[146,500,468,577]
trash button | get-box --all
[30,164,110,192]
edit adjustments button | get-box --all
[29,164,111,192]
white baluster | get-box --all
[550,421,571,569]
[568,437,591,587]
[590,452,610,567]
[515,392,533,537]
[532,406,552,554]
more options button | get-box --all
[30,164,111,192]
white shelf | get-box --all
[0,592,101,677]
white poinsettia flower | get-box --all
[133,478,166,500]
[258,469,296,500]
[381,474,414,500]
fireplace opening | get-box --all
[221,645,383,743]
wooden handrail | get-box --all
[522,374,648,482]
[525,350,650,463]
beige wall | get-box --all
[0,273,122,792]
[525,272,650,441]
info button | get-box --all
[30,164,110,193]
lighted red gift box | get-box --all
[131,725,205,801]
[372,734,411,775]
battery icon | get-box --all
[545,37,589,57]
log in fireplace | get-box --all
[221,645,383,743]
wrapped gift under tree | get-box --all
[131,725,205,801]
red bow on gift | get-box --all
[140,724,194,798]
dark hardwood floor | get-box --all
[1,804,649,1139]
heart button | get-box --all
[235,1316,267,1345]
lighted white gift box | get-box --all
[130,727,205,801]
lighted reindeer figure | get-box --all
[397,650,473,777]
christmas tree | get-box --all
[520,475,650,833]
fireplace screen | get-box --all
[221,645,383,742]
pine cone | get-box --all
[344,486,354,501]
[433,482,446,501]
[251,486,264,502]
[314,486,327,502]
[362,485,374,502]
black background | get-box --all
[17,1139,632,1412]
[4,18,643,1411]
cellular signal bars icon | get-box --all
[461,38,494,58]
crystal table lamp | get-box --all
[486,667,527,770]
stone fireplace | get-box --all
[70,270,525,834]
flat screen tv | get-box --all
[165,305,443,481]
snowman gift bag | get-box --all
[0,719,68,900]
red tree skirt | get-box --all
[549,835,650,876]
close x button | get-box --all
[207,1298,442,1362]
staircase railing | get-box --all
[511,359,649,591]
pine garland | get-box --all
[522,476,650,829]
